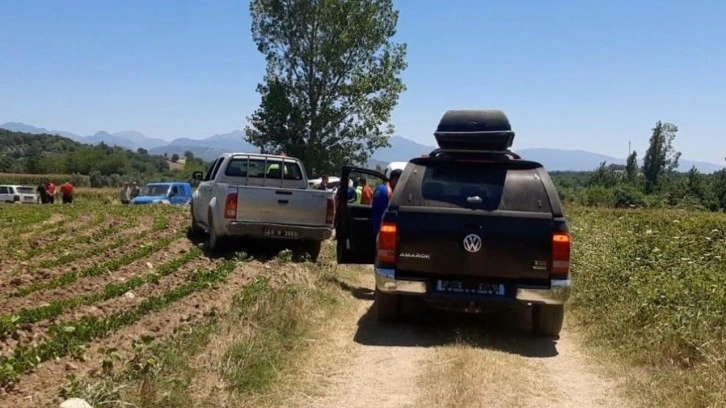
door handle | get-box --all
[278,200,289,204]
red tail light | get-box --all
[325,198,334,224]
[551,232,571,279]
[377,222,397,266]
[224,193,237,219]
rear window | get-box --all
[17,187,34,194]
[225,158,303,180]
[400,162,552,213]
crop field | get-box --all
[0,199,724,407]
[567,206,726,408]
[0,201,281,407]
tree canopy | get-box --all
[245,0,408,177]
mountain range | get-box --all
[2,121,724,173]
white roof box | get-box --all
[434,109,515,151]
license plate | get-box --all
[435,280,505,295]
[263,228,299,238]
[23,196,33,201]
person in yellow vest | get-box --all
[355,177,365,203]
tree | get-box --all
[625,150,638,182]
[245,0,408,177]
[171,153,180,163]
[137,147,148,155]
[183,150,195,161]
[642,121,681,193]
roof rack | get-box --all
[428,148,522,160]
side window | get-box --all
[209,158,224,180]
[348,170,386,205]
[172,185,180,195]
[0,187,7,194]
[282,160,303,180]
[203,158,220,181]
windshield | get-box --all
[143,184,170,196]
[17,187,34,194]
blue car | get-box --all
[131,182,192,205]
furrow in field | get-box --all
[0,232,188,314]
[0,247,207,353]
[0,257,258,407]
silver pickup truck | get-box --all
[190,152,335,261]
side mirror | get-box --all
[192,171,203,181]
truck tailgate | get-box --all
[395,208,553,280]
[235,186,329,226]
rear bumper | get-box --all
[223,221,333,241]
[374,267,571,306]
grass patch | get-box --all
[567,206,726,408]
[59,246,349,408]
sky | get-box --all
[1,0,725,164]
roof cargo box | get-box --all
[434,109,515,150]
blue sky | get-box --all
[1,0,725,164]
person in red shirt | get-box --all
[60,181,74,204]
[360,178,374,205]
[45,179,56,204]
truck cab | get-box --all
[335,110,572,337]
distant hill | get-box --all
[2,122,724,173]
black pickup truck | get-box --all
[335,110,571,337]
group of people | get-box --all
[36,179,74,204]
[118,182,141,204]
[317,169,403,235]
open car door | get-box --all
[335,166,387,264]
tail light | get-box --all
[377,222,397,266]
[551,232,571,279]
[325,198,334,224]
[224,192,237,219]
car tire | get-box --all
[532,304,565,337]
[189,204,204,237]
[207,214,224,252]
[375,288,401,322]
[305,240,322,263]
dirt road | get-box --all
[285,270,634,408]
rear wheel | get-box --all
[375,288,401,322]
[207,214,225,252]
[189,204,204,237]
[532,304,564,337]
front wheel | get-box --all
[532,304,565,337]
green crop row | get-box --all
[13,213,109,261]
[15,229,185,297]
[0,248,203,337]
[0,255,245,387]
[34,212,168,270]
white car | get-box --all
[0,185,38,204]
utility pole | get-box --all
[628,140,631,157]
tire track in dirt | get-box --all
[282,271,634,408]
[1,258,262,408]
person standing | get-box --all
[361,178,373,205]
[45,179,56,204]
[36,182,49,204]
[119,182,131,204]
[317,175,329,190]
[60,181,74,204]
[371,169,402,235]
[130,182,140,199]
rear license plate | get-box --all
[435,280,505,295]
[263,228,299,238]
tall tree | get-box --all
[625,150,638,182]
[245,0,408,177]
[642,121,681,193]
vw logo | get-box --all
[463,234,482,253]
